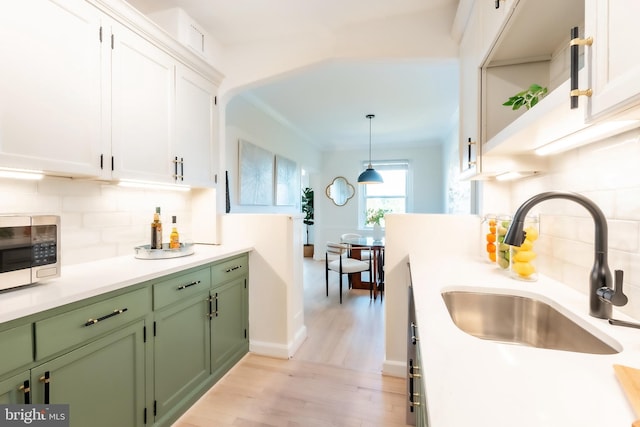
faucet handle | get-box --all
[597,270,628,307]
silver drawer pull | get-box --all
[224,265,242,273]
[177,280,201,290]
[84,308,128,327]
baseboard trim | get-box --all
[383,359,406,378]
[249,326,308,359]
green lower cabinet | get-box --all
[211,276,249,382]
[30,320,147,427]
[153,292,211,425]
[0,370,31,404]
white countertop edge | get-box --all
[0,243,253,324]
[409,254,640,427]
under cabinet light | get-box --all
[495,171,538,181]
[535,120,640,156]
[118,179,191,192]
[0,167,44,180]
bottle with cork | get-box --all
[169,216,180,249]
[151,207,163,249]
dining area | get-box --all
[325,234,385,303]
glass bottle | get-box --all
[481,214,497,263]
[169,216,180,249]
[151,207,162,249]
[510,215,539,282]
[496,215,512,270]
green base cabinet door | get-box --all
[0,371,31,405]
[153,292,211,424]
[31,320,147,427]
[211,276,248,382]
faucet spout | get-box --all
[504,191,619,319]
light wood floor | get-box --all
[173,258,411,427]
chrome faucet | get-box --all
[504,191,627,319]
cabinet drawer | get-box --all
[35,287,150,360]
[153,267,211,310]
[211,254,248,286]
[0,324,33,375]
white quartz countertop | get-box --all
[0,243,252,324]
[410,255,640,427]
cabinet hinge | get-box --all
[99,26,102,43]
[111,34,114,50]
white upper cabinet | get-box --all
[174,65,217,187]
[586,0,640,120]
[110,20,176,183]
[0,0,222,186]
[0,0,103,176]
[458,1,481,178]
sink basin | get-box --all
[441,290,621,354]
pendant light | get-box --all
[358,114,383,184]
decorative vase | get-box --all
[373,223,383,241]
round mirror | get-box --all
[325,177,355,206]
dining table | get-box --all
[341,236,385,299]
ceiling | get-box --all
[126,0,461,151]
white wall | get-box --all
[483,128,640,320]
[312,144,446,256]
[224,95,323,215]
[221,213,306,358]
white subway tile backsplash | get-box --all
[493,127,640,320]
[0,176,199,265]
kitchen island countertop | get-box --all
[0,243,252,324]
[410,255,640,427]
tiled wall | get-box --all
[485,128,640,320]
[0,177,193,266]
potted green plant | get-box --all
[502,83,548,110]
[302,187,314,257]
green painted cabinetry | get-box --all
[31,320,147,427]
[211,276,248,382]
[0,252,250,427]
[0,371,31,405]
[152,268,212,425]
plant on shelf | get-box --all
[302,187,314,257]
[502,83,548,110]
[366,208,389,226]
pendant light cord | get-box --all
[367,114,374,167]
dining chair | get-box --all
[325,242,372,303]
[340,233,372,260]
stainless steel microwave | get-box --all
[0,215,60,291]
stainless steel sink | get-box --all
[441,290,621,354]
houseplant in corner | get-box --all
[366,208,389,241]
[302,187,314,257]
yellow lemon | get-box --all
[513,250,536,262]
[512,262,535,277]
[518,239,534,251]
[524,226,539,241]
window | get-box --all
[360,160,409,228]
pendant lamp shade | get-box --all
[358,114,383,184]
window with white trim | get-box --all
[360,160,409,228]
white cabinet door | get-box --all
[0,0,103,176]
[458,1,481,178]
[110,21,175,183]
[587,0,640,120]
[174,65,217,187]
